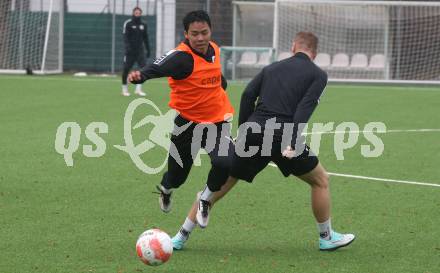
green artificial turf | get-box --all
[1,75,439,273]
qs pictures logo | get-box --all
[54,98,179,174]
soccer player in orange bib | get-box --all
[128,10,234,228]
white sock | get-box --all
[199,185,214,202]
[122,84,128,92]
[135,84,142,92]
[317,218,332,240]
[176,218,196,241]
[182,217,196,233]
[160,185,172,194]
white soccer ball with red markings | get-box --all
[136,229,173,266]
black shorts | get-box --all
[160,115,234,191]
[230,131,319,183]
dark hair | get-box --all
[133,7,142,13]
[183,10,211,32]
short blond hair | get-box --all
[294,32,318,54]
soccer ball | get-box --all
[136,229,173,266]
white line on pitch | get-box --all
[327,172,440,188]
[0,75,168,84]
[267,163,440,188]
[303,129,440,135]
[387,128,440,133]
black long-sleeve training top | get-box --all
[134,39,227,90]
[239,52,328,144]
[123,17,150,57]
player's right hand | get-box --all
[282,145,296,159]
[128,71,142,83]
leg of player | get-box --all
[156,155,193,213]
[122,54,135,96]
[156,158,193,213]
[297,163,355,251]
[196,164,230,228]
[156,120,195,213]
[135,84,146,96]
[134,53,147,96]
[196,123,235,228]
[172,176,238,250]
[121,68,130,96]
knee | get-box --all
[313,171,330,189]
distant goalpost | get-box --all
[227,0,440,84]
[0,0,64,75]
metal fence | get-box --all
[63,0,157,73]
[63,0,233,73]
[0,0,236,73]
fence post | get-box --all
[111,0,116,74]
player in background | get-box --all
[171,32,356,252]
[128,10,234,227]
[122,7,151,96]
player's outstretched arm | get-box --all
[128,51,194,86]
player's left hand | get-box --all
[282,145,296,159]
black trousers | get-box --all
[122,50,146,85]
[160,115,234,192]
